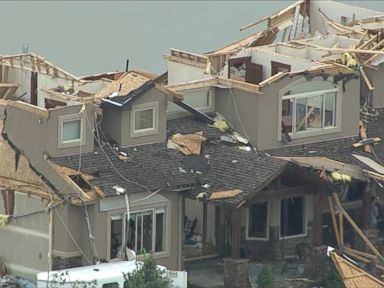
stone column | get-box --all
[223,258,251,288]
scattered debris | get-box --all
[213,113,230,133]
[220,135,237,144]
[169,132,206,155]
[178,167,187,174]
[0,215,9,228]
[232,160,238,164]
[238,146,252,152]
[201,184,211,189]
[196,192,207,201]
[330,251,384,288]
[112,185,126,195]
[331,171,352,182]
[209,189,242,200]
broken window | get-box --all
[247,202,268,239]
[228,57,263,84]
[271,61,291,76]
[110,208,166,259]
[280,196,305,237]
[62,119,82,142]
[281,82,338,137]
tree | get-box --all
[123,255,171,288]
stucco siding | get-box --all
[0,192,50,281]
[215,88,259,145]
[367,66,384,108]
[256,75,360,149]
[120,88,167,147]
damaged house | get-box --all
[1,0,384,286]
[163,0,384,284]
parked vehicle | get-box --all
[36,261,187,288]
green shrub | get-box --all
[324,267,343,288]
[257,266,275,288]
[123,255,171,288]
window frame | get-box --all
[278,80,342,141]
[58,114,85,149]
[246,201,270,241]
[130,101,159,138]
[108,205,169,261]
[278,196,308,240]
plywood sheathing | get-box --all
[0,53,80,81]
[94,71,181,103]
[331,252,384,288]
[209,189,242,200]
[169,132,206,155]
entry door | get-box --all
[246,62,263,85]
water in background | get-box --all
[0,1,383,76]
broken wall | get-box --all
[167,87,215,119]
[309,0,381,35]
[167,61,210,85]
[37,74,76,108]
[234,48,314,80]
[2,66,32,102]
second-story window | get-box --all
[62,119,82,142]
[58,115,85,149]
[131,102,159,138]
[134,108,155,132]
[281,81,339,139]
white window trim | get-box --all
[58,114,85,149]
[246,201,270,241]
[130,101,159,138]
[278,195,308,240]
[278,80,342,141]
[107,203,170,261]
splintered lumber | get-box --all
[209,189,242,200]
[331,252,384,288]
[332,193,384,261]
[358,120,371,153]
[359,67,374,91]
[328,196,341,248]
[352,137,381,148]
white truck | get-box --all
[36,261,187,288]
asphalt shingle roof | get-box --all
[266,108,384,173]
[52,115,288,207]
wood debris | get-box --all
[331,252,384,288]
[209,189,242,200]
[169,132,206,155]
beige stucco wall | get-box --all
[0,192,50,281]
[256,75,360,149]
[90,190,182,270]
[102,88,168,147]
[366,65,384,108]
[215,88,259,145]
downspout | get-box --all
[122,193,130,259]
[178,193,183,270]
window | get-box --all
[110,208,166,259]
[59,115,85,149]
[62,119,81,142]
[281,81,338,138]
[134,108,154,131]
[280,196,306,238]
[247,202,269,240]
[131,102,159,138]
